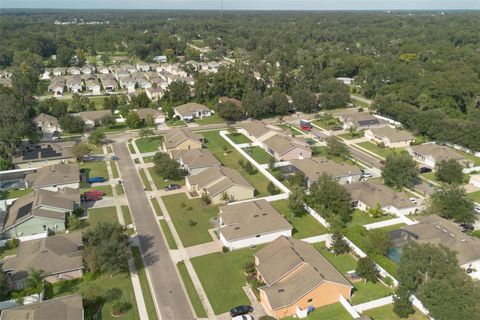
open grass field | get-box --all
[135,136,163,153]
[80,161,109,180]
[243,146,274,164]
[355,141,400,159]
[468,190,480,202]
[88,206,118,227]
[177,262,208,318]
[147,167,185,190]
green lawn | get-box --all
[191,247,257,315]
[277,123,303,136]
[0,188,32,200]
[202,130,272,196]
[283,303,352,320]
[310,146,354,164]
[128,143,136,154]
[80,161,109,180]
[116,184,124,195]
[101,123,129,134]
[0,246,18,259]
[159,220,178,250]
[313,243,358,274]
[143,156,154,163]
[131,246,158,320]
[151,198,163,216]
[89,143,104,155]
[109,160,119,179]
[312,117,343,130]
[177,262,208,318]
[226,133,251,144]
[107,145,113,153]
[166,118,186,127]
[349,209,392,227]
[351,96,370,108]
[338,132,363,140]
[122,205,133,225]
[468,190,480,202]
[138,169,152,191]
[271,200,328,239]
[162,193,217,247]
[135,136,163,153]
[88,206,118,227]
[195,114,225,125]
[243,146,274,164]
[81,185,113,197]
[363,304,429,320]
[147,167,185,190]
[356,141,399,159]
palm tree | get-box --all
[26,269,44,300]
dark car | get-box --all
[230,305,253,317]
[164,184,181,191]
[460,224,474,233]
[111,155,119,160]
[87,177,106,183]
[419,167,432,174]
[332,126,343,131]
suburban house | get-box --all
[255,236,353,319]
[52,67,66,76]
[407,143,466,168]
[98,66,110,74]
[339,113,385,130]
[85,79,101,94]
[186,166,255,204]
[67,67,81,75]
[145,86,165,101]
[33,113,62,134]
[344,180,417,216]
[170,149,221,175]
[173,103,212,122]
[101,78,118,92]
[136,108,165,125]
[2,232,84,290]
[263,135,312,161]
[397,215,480,277]
[469,174,480,189]
[238,121,279,143]
[290,157,362,187]
[25,163,80,191]
[135,76,151,89]
[119,76,136,92]
[113,68,129,80]
[0,294,84,320]
[364,126,415,148]
[162,128,204,152]
[1,187,80,238]
[82,64,95,75]
[136,62,151,71]
[78,110,112,128]
[12,141,75,169]
[65,75,83,93]
[218,200,292,251]
[47,79,64,96]
[153,55,168,63]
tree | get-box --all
[139,128,154,140]
[215,101,244,121]
[0,157,12,171]
[325,136,349,157]
[244,162,255,175]
[67,215,82,230]
[130,92,151,109]
[58,114,85,133]
[12,62,40,101]
[356,257,379,283]
[100,114,117,127]
[25,269,44,300]
[435,159,464,185]
[287,172,305,188]
[153,152,183,180]
[125,112,142,129]
[267,181,277,195]
[270,92,290,115]
[88,129,106,146]
[242,91,269,119]
[163,81,190,105]
[288,187,305,218]
[103,95,119,113]
[330,231,350,255]
[70,93,90,113]
[0,266,9,299]
[382,152,418,190]
[292,87,317,113]
[367,203,385,218]
[145,114,155,127]
[364,229,390,256]
[428,185,475,224]
[72,142,92,161]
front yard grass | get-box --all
[147,167,185,190]
[195,114,225,125]
[177,261,208,318]
[363,304,429,320]
[159,220,178,250]
[243,146,274,164]
[80,161,109,180]
[271,200,328,239]
[88,206,118,228]
[226,132,251,144]
[467,190,480,202]
[338,132,363,140]
[283,302,352,320]
[131,246,158,320]
[355,141,399,159]
[135,136,163,153]
[81,185,113,197]
[116,184,124,195]
[191,247,257,315]
[0,246,18,259]
[162,193,217,247]
[0,188,32,200]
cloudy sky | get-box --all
[1,0,479,10]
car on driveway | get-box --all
[460,224,474,233]
[230,305,253,317]
[164,184,181,191]
[231,315,253,320]
[87,177,106,183]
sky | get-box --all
[1,0,479,10]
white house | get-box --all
[66,76,83,93]
[52,67,66,76]
[67,67,81,75]
[145,87,164,101]
[407,143,466,168]
[336,77,354,85]
[48,80,64,96]
[135,108,165,125]
[98,66,110,74]
[85,79,101,95]
[364,126,415,148]
[136,63,150,72]
[173,103,212,122]
[25,163,80,191]
[153,55,167,63]
[33,113,62,134]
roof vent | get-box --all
[461,239,467,242]
[254,215,259,218]
[435,225,441,229]
[442,229,447,233]
[278,289,285,293]
[319,273,325,278]
[262,213,267,216]
[234,226,240,230]
[449,233,455,237]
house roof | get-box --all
[342,113,383,128]
[47,80,64,90]
[263,135,310,156]
[78,110,111,122]
[163,128,203,149]
[145,86,164,95]
[33,113,58,125]
[291,157,362,181]
[401,215,480,265]
[255,236,352,310]
[344,180,414,210]
[135,108,164,120]
[239,121,270,139]
[12,142,75,165]
[65,75,82,86]
[25,164,80,188]
[0,294,83,320]
[409,144,464,162]
[367,126,414,143]
[219,200,292,241]
[174,103,210,117]
[188,166,254,197]
[2,232,84,282]
[219,96,242,108]
[170,149,220,169]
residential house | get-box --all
[136,108,165,125]
[12,142,75,169]
[407,143,466,168]
[40,69,51,80]
[2,232,84,289]
[33,113,62,134]
[0,295,84,320]
[135,76,151,89]
[255,236,353,319]
[85,79,101,94]
[47,79,64,96]
[52,67,66,76]
[25,163,80,191]
[173,103,212,122]
[336,77,354,85]
[170,149,221,175]
[218,200,292,250]
[364,126,415,148]
[186,166,255,204]
[123,64,137,74]
[344,180,417,216]
[101,78,118,92]
[1,188,80,238]
[290,157,362,187]
[339,113,385,130]
[65,75,83,93]
[238,121,278,143]
[113,69,129,80]
[67,67,81,75]
[78,110,111,128]
[145,86,164,101]
[136,62,150,72]
[263,135,312,161]
[153,55,167,63]
[98,66,110,74]
[81,64,95,75]
[118,76,136,92]
[162,128,204,152]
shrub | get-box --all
[111,301,132,316]
[383,276,394,287]
[243,261,255,274]
[5,238,19,250]
[187,219,197,227]
[222,246,230,253]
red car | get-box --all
[83,190,105,197]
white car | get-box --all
[362,171,373,178]
[410,197,418,204]
[232,316,254,320]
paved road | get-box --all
[348,146,383,169]
[113,141,195,320]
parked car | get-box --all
[231,315,254,320]
[87,177,106,183]
[111,155,119,160]
[361,171,373,178]
[164,184,181,191]
[83,190,105,197]
[475,205,480,214]
[409,197,418,204]
[332,126,343,131]
[230,305,253,317]
[419,167,432,174]
[460,224,474,233]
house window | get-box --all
[307,298,313,303]
[43,225,47,231]
[256,235,260,238]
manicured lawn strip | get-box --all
[468,190,480,203]
[284,302,352,320]
[80,161,109,179]
[131,246,158,320]
[147,167,185,190]
[121,205,133,225]
[88,206,118,227]
[191,248,255,314]
[355,141,399,159]
[177,262,208,318]
[151,198,163,216]
[143,156,154,163]
[271,200,328,239]
[313,243,358,274]
[349,209,392,227]
[135,136,163,153]
[226,133,251,144]
[202,130,271,196]
[102,123,128,134]
[0,246,18,259]
[195,114,225,125]
[109,160,119,179]
[159,220,178,250]
[162,193,217,247]
[338,132,363,140]
[81,185,113,197]
[166,119,186,127]
[138,169,152,191]
[363,304,429,320]
[0,188,32,200]
[243,146,274,164]
[277,124,303,136]
[107,145,113,153]
[128,143,136,154]
[116,184,124,195]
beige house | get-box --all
[255,236,353,319]
[25,163,80,191]
[173,103,212,121]
[263,135,312,161]
[136,108,165,124]
[339,113,385,130]
[186,166,255,204]
[12,141,75,169]
[407,143,466,168]
[77,110,112,128]
[2,232,84,290]
[238,121,277,142]
[162,128,203,152]
[170,149,221,175]
[145,86,165,101]
[290,157,362,187]
[364,126,414,148]
[33,113,62,134]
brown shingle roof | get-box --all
[410,144,464,162]
[174,103,210,117]
[344,180,414,209]
[170,149,220,169]
[163,128,203,149]
[77,110,111,122]
[188,166,254,197]
[135,108,164,120]
[368,126,414,143]
[25,164,80,188]
[239,121,270,139]
[263,135,309,156]
[291,157,362,181]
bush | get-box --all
[222,246,230,253]
[259,316,276,320]
[5,238,19,250]
[383,276,394,287]
[243,261,255,274]
[111,301,132,316]
[187,219,197,227]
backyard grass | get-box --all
[81,185,113,197]
[202,130,272,196]
[80,161,109,179]
[283,303,352,320]
[177,262,208,318]
[226,132,251,144]
[135,136,163,153]
[121,205,133,225]
[88,206,118,227]
[151,198,163,216]
[271,200,328,239]
[312,117,343,130]
[116,184,124,195]
[363,304,429,320]
[243,146,274,164]
[102,123,128,134]
[349,209,392,227]
[314,243,358,274]
[138,169,152,191]
[195,114,225,125]
[191,247,257,315]
[159,220,178,250]
[109,160,119,179]
[468,190,480,202]
[310,146,354,164]
[0,188,32,200]
[355,141,399,159]
[147,167,185,190]
[162,193,217,247]
[131,246,158,320]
